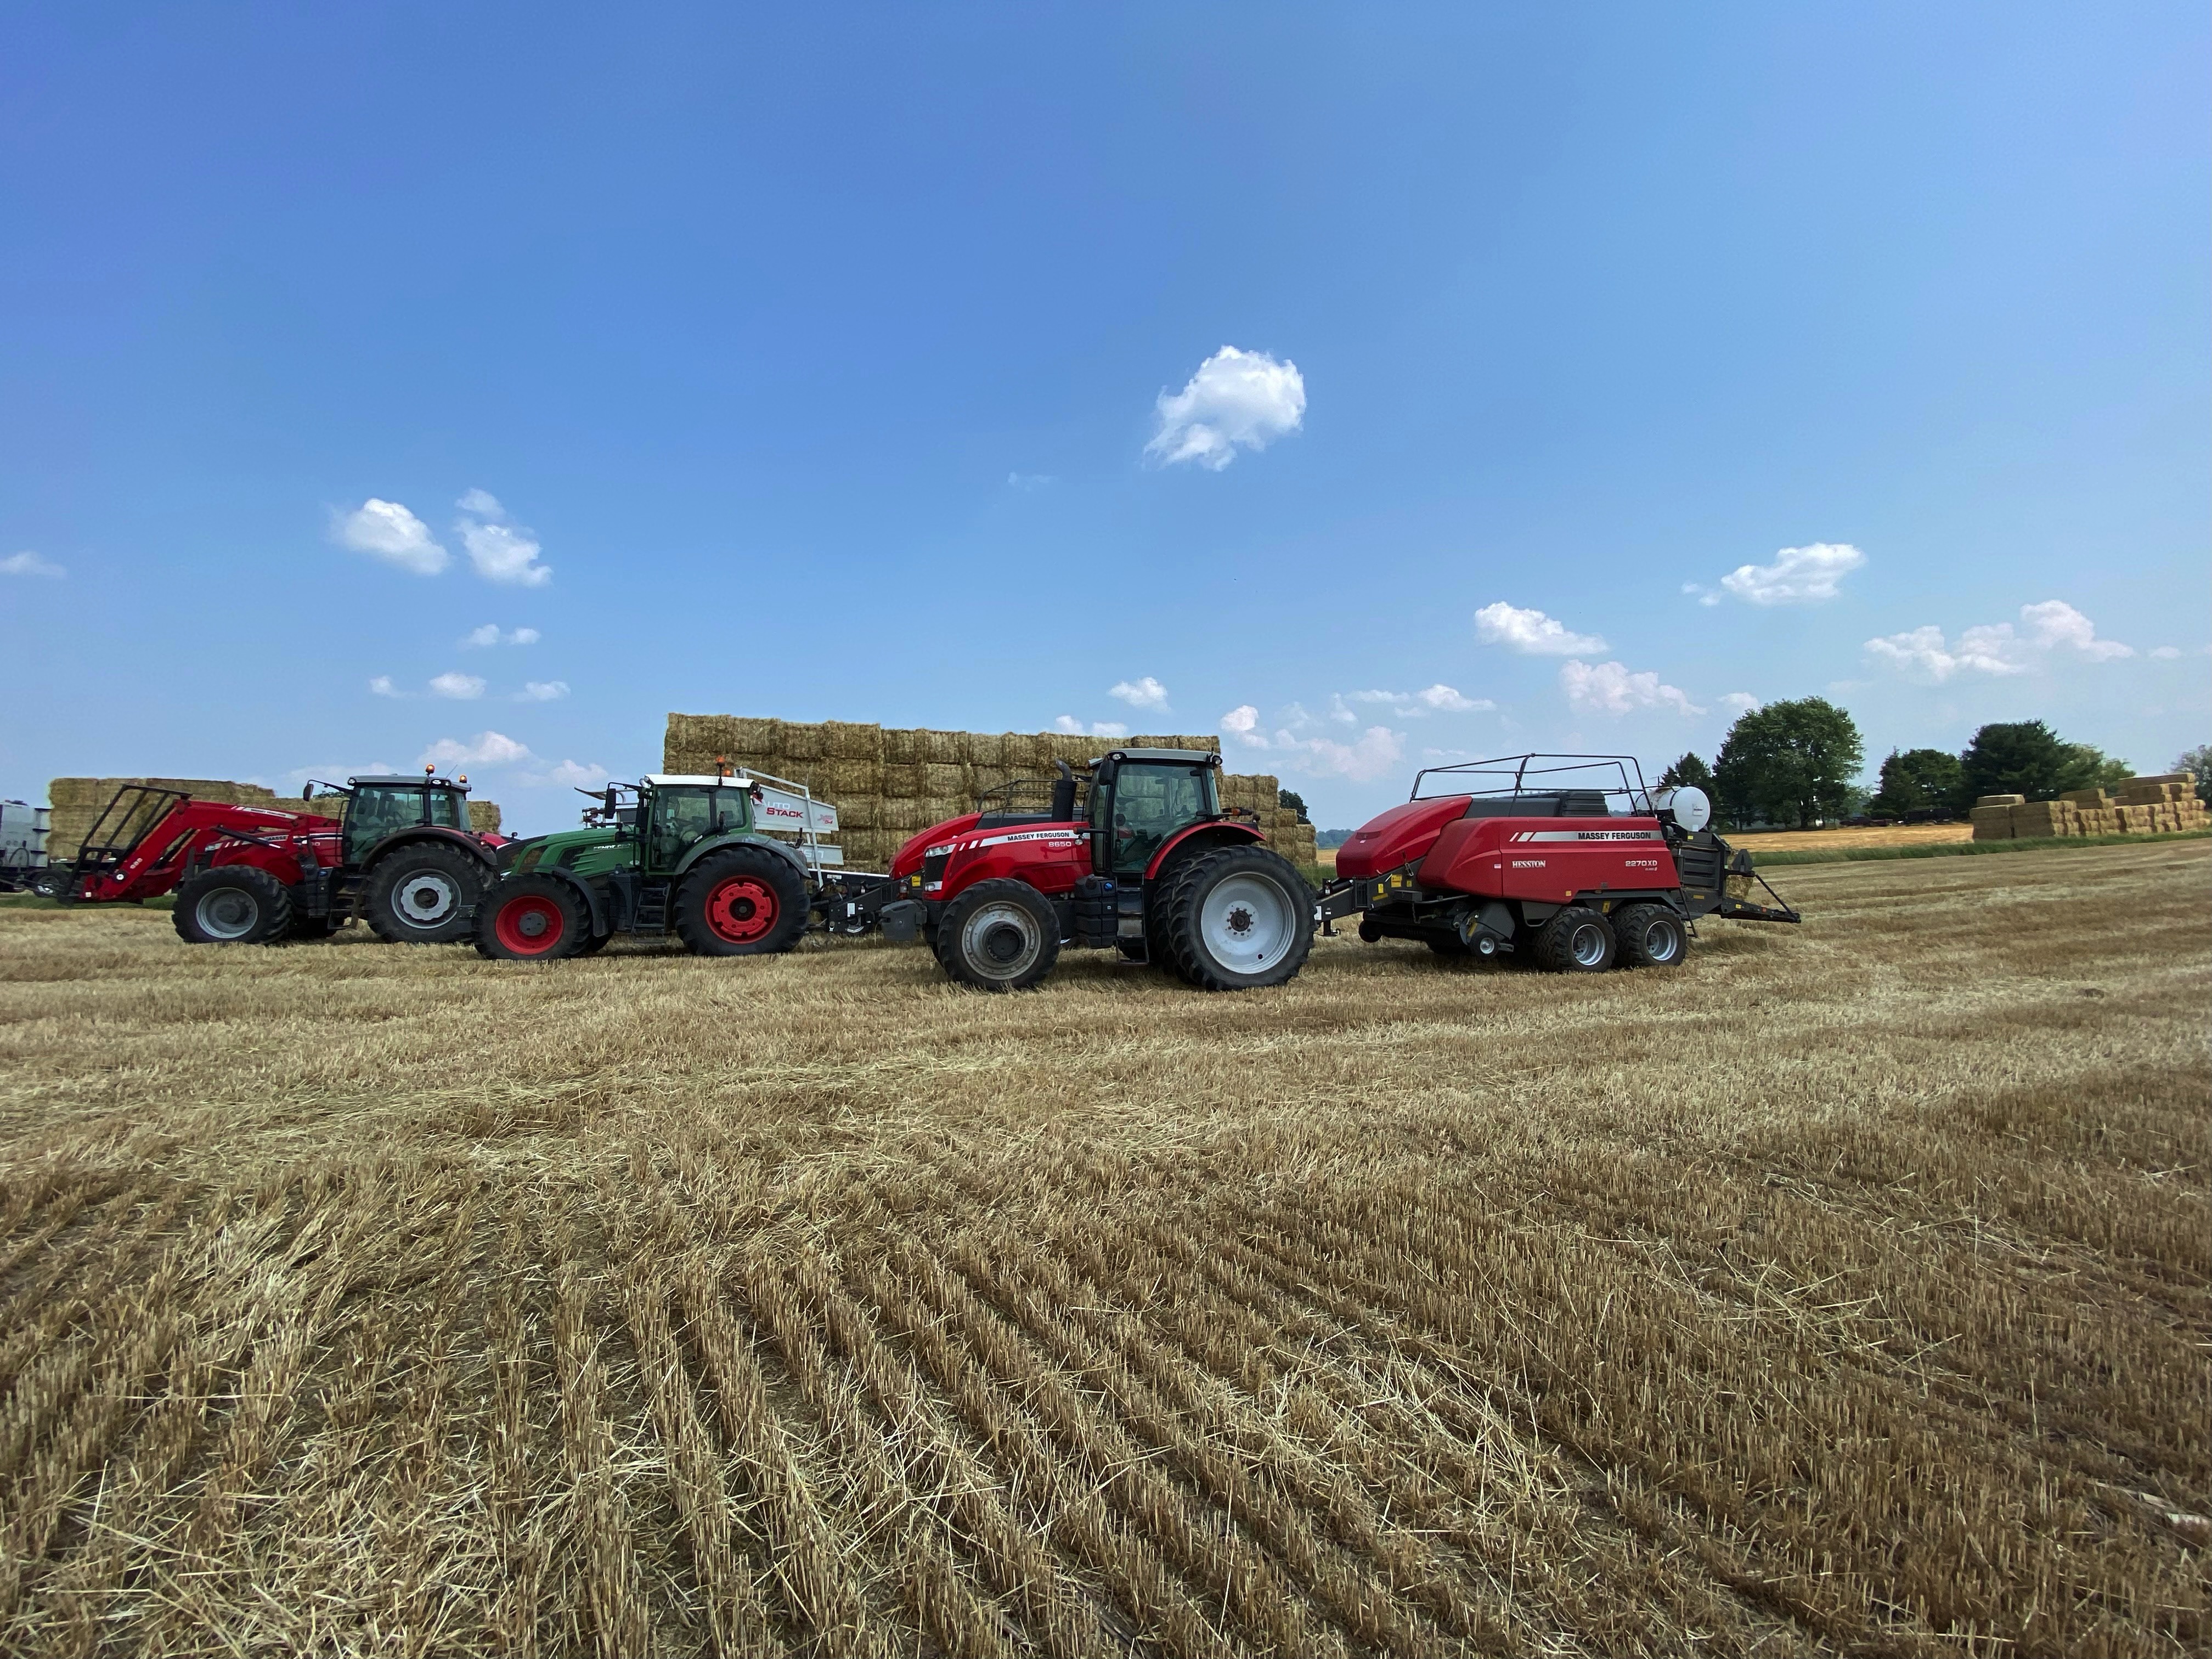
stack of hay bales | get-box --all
[2112,773,2208,834]
[45,777,501,860]
[1216,769,1319,867]
[663,715,1320,871]
[1967,776,2205,843]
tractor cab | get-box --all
[308,772,476,866]
[1086,750,1222,876]
[635,776,756,874]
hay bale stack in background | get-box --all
[1970,796,2022,842]
[2113,774,2208,836]
[663,715,1325,871]
[2010,799,2078,840]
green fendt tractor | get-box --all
[473,771,840,960]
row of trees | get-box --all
[1657,704,2198,830]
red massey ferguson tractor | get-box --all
[1317,753,1798,969]
[839,749,1797,990]
[47,772,506,945]
[861,747,1314,991]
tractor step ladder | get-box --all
[634,881,670,934]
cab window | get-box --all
[426,790,465,829]
[1108,764,1216,873]
[345,787,422,860]
[646,787,746,869]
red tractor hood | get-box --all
[890,813,984,878]
[1335,795,1471,879]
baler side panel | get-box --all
[1417,816,1680,903]
[1335,795,1470,880]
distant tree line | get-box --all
[1657,708,2199,830]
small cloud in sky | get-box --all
[1052,715,1129,738]
[516,681,569,702]
[334,499,448,575]
[522,759,608,788]
[1,550,64,578]
[1348,685,1493,717]
[1560,659,1702,717]
[1718,691,1761,716]
[464,624,540,647]
[1109,676,1170,711]
[420,731,531,769]
[1146,346,1305,471]
[1475,601,1606,656]
[429,671,487,700]
[2148,645,2182,660]
[1221,705,1263,744]
[1865,599,2130,683]
[368,675,400,698]
[456,490,551,586]
[1716,542,1865,606]
[1216,700,1406,780]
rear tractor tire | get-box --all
[938,879,1060,991]
[1533,905,1615,974]
[1158,845,1313,992]
[1613,902,1687,969]
[474,876,588,961]
[174,865,295,945]
[675,845,809,957]
[365,843,487,944]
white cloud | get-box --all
[455,490,550,586]
[516,680,569,702]
[419,731,531,770]
[1474,601,1606,656]
[2149,645,2182,660]
[1052,715,1130,738]
[1348,684,1494,717]
[1221,705,1263,744]
[333,499,448,575]
[429,671,487,700]
[523,759,610,789]
[1559,660,1703,717]
[368,675,399,698]
[1865,600,2131,683]
[1274,725,1406,782]
[464,623,540,647]
[1109,676,1170,710]
[1,550,64,578]
[1718,691,1761,716]
[1146,346,1305,471]
[1716,542,1866,606]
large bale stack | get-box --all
[1217,769,1319,868]
[1965,776,2205,843]
[664,715,1318,871]
[45,777,501,860]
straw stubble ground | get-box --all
[0,841,2204,1657]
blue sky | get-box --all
[3,4,2204,833]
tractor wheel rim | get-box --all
[1199,873,1292,972]
[1571,923,1609,967]
[393,869,460,927]
[706,876,777,944]
[961,901,1041,980]
[196,887,260,940]
[1643,919,1680,962]
[494,895,565,956]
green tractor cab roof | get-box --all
[642,774,757,787]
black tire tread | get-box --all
[1613,902,1686,969]
[473,874,588,961]
[364,841,488,945]
[1158,844,1314,992]
[173,865,294,945]
[1534,905,1615,973]
[937,878,1060,991]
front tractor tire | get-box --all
[174,866,295,945]
[365,843,487,945]
[938,879,1060,991]
[1613,903,1688,969]
[675,847,809,957]
[1158,845,1313,992]
[475,876,588,961]
[1534,906,1616,974]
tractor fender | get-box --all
[1143,820,1264,883]
[360,825,499,872]
[671,832,812,889]
[203,843,309,888]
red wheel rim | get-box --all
[704,876,777,944]
[493,894,567,956]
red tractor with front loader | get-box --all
[843,748,1795,991]
[46,772,506,945]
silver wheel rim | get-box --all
[961,900,1043,981]
[392,868,460,928]
[1199,873,1294,974]
[196,886,260,940]
[1570,922,1609,968]
[1643,918,1681,962]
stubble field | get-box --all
[0,841,2205,1658]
